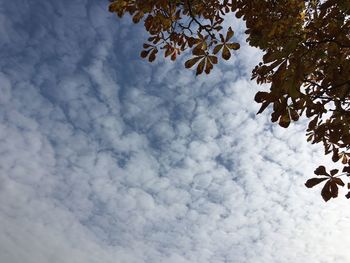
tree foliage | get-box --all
[109,0,350,201]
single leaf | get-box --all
[332,149,340,162]
[257,101,270,114]
[278,114,290,128]
[141,50,149,58]
[222,46,231,60]
[346,191,350,199]
[226,43,240,50]
[185,56,202,69]
[330,169,339,176]
[205,59,213,74]
[149,49,157,62]
[308,116,318,130]
[196,59,205,75]
[187,37,199,47]
[165,48,172,57]
[225,27,234,41]
[333,177,345,187]
[209,55,218,64]
[330,181,339,198]
[171,51,177,61]
[342,155,348,164]
[263,51,281,63]
[192,46,206,56]
[290,109,299,121]
[342,166,350,174]
[314,165,329,176]
[213,44,223,54]
[305,177,328,188]
[254,91,270,103]
[321,181,332,202]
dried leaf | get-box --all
[346,191,350,199]
[185,57,202,68]
[314,165,329,176]
[205,59,213,74]
[330,181,339,198]
[332,149,340,162]
[222,46,231,60]
[196,59,205,75]
[225,27,234,41]
[305,177,328,188]
[148,49,157,62]
[330,169,339,176]
[279,114,290,128]
[333,178,345,187]
[141,50,149,58]
[226,43,240,50]
[321,181,332,202]
[209,55,218,64]
[213,44,223,54]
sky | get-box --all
[1,0,350,262]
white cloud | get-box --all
[1,0,350,263]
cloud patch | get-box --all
[1,0,350,263]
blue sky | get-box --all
[1,0,350,262]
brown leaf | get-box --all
[330,169,338,176]
[222,46,231,60]
[213,44,223,54]
[314,165,329,176]
[148,49,157,62]
[342,165,350,174]
[321,181,332,202]
[257,101,270,114]
[185,57,202,69]
[332,148,340,162]
[171,51,177,61]
[278,114,290,128]
[192,46,206,56]
[290,109,299,121]
[330,181,339,198]
[305,177,328,188]
[164,48,172,57]
[205,59,213,74]
[196,59,205,75]
[263,51,281,63]
[226,43,240,50]
[140,50,149,58]
[225,27,234,41]
[309,116,318,130]
[346,191,350,199]
[208,55,218,64]
[254,91,270,103]
[187,37,199,47]
[333,177,344,187]
[342,155,348,164]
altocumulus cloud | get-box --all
[1,0,350,263]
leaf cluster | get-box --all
[109,0,240,74]
[110,0,350,201]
